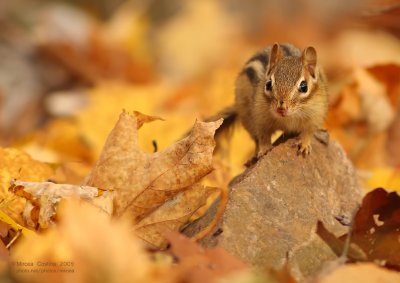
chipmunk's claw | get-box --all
[295,140,312,157]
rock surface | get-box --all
[184,135,363,282]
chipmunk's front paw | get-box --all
[294,140,312,156]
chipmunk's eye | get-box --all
[265,80,273,92]
[298,80,308,93]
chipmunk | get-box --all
[212,43,328,160]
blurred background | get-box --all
[0,0,399,189]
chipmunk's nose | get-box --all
[276,101,288,116]
[276,107,287,116]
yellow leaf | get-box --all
[11,201,164,283]
[17,119,93,164]
[366,167,400,191]
[0,147,53,223]
[0,210,34,237]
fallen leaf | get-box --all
[362,1,400,37]
[133,110,164,129]
[326,81,361,128]
[0,239,8,261]
[323,29,400,71]
[165,231,248,283]
[86,111,222,224]
[268,263,299,283]
[9,180,113,229]
[0,210,34,238]
[102,4,153,67]
[326,67,396,169]
[10,111,223,249]
[18,118,94,164]
[354,132,389,169]
[317,263,400,283]
[0,147,54,224]
[347,188,400,269]
[355,68,395,133]
[135,185,217,249]
[10,200,166,283]
[367,64,400,107]
[0,221,9,238]
[36,3,154,86]
[50,162,92,185]
[317,188,400,270]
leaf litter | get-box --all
[1,1,400,282]
[9,111,224,250]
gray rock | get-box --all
[184,135,363,281]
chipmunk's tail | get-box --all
[204,105,237,138]
[182,106,237,140]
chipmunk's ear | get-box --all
[267,43,283,75]
[302,46,317,79]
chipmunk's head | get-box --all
[263,43,320,118]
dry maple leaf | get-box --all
[9,111,223,249]
[85,111,222,224]
[8,180,113,229]
[317,188,400,270]
[135,185,218,249]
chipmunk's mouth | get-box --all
[276,107,288,117]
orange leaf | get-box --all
[165,231,248,283]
